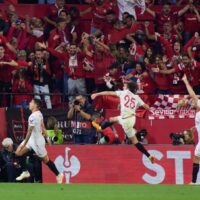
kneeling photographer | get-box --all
[170,129,195,145]
[67,95,95,144]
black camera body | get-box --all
[170,133,184,145]
[136,129,148,142]
[74,100,80,106]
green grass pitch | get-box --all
[0,184,199,200]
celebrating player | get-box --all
[182,74,200,184]
[91,81,155,163]
[15,99,64,183]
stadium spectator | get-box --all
[12,69,33,108]
[38,42,86,101]
[30,48,52,109]
[67,94,95,144]
[145,3,190,33]
[0,44,16,107]
[46,116,64,144]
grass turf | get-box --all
[0,184,199,200]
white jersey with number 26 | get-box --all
[116,90,144,118]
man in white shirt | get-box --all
[182,74,200,184]
[15,99,63,183]
[91,81,155,163]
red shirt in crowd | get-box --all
[93,50,115,85]
[147,64,171,91]
[184,13,200,33]
[0,54,15,83]
[131,70,156,94]
[12,78,33,105]
[47,47,85,79]
[175,61,200,87]
[155,12,178,33]
[91,0,116,30]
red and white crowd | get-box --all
[0,0,200,108]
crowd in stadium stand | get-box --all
[0,0,199,109]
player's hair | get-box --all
[125,81,138,94]
[33,98,41,109]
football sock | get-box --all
[135,142,150,158]
[18,156,27,171]
[192,163,199,183]
[46,160,59,176]
[101,121,113,129]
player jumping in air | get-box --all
[91,81,155,163]
[182,74,200,184]
[15,99,64,183]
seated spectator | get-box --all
[46,116,64,144]
[0,138,22,182]
[67,94,95,144]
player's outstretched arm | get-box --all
[22,126,34,147]
[91,91,117,100]
[182,74,198,102]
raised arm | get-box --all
[178,4,190,16]
[182,74,198,102]
[37,42,67,60]
[91,91,117,100]
[145,7,156,18]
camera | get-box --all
[136,129,147,142]
[50,136,58,144]
[74,100,80,106]
[169,133,184,145]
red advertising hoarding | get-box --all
[43,145,200,184]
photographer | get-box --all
[46,116,64,144]
[67,94,95,144]
[170,129,195,145]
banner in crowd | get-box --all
[147,95,196,120]
[6,108,75,143]
[42,145,199,184]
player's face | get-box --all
[29,100,35,111]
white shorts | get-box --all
[118,115,136,138]
[195,142,200,157]
[21,140,47,158]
